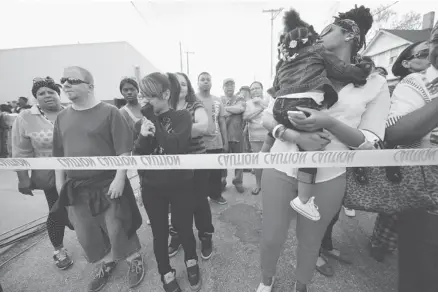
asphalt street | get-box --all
[0,171,397,292]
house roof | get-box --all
[382,28,432,43]
[362,28,432,56]
[0,41,131,52]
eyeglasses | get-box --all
[60,77,89,85]
[33,77,55,84]
[406,49,429,60]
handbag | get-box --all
[344,133,438,214]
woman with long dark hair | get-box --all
[257,6,389,292]
[166,72,215,261]
[134,72,201,292]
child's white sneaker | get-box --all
[290,196,320,221]
[256,277,275,292]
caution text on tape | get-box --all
[1,148,438,170]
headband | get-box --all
[334,18,362,51]
[31,77,61,98]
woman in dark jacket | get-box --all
[133,72,201,292]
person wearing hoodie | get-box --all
[133,72,201,292]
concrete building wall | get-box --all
[0,42,159,104]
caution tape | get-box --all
[1,148,438,170]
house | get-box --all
[0,41,159,105]
[363,12,436,86]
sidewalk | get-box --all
[0,173,397,292]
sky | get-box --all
[1,0,437,96]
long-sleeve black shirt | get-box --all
[133,108,194,186]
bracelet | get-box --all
[272,124,286,142]
[272,124,283,139]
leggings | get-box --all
[44,188,66,249]
[260,169,346,284]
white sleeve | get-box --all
[356,79,391,142]
[386,75,428,127]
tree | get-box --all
[366,5,422,43]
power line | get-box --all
[131,1,148,26]
[372,1,399,17]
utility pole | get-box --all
[179,42,184,72]
[185,51,195,76]
[263,8,284,78]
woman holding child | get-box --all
[256,5,390,292]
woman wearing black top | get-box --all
[133,72,201,292]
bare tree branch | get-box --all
[391,11,422,30]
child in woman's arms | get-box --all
[271,9,372,221]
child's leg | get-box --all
[297,180,313,204]
[291,170,321,221]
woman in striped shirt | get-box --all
[167,72,215,261]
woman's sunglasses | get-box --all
[60,77,89,85]
[406,49,429,60]
[320,24,349,38]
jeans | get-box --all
[222,141,244,185]
[320,209,341,252]
[44,188,67,249]
[206,149,225,200]
[398,210,438,292]
[170,169,215,239]
[260,169,346,284]
[142,180,198,275]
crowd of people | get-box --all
[1,3,438,292]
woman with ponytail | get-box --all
[257,6,390,292]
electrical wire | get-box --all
[372,1,399,17]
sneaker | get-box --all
[53,248,73,270]
[88,261,117,292]
[221,179,227,191]
[127,254,145,288]
[168,237,182,258]
[162,270,182,292]
[368,242,385,262]
[256,277,275,292]
[234,184,245,193]
[290,196,320,221]
[200,237,213,260]
[211,196,227,205]
[186,259,202,291]
[232,179,245,193]
[343,207,356,217]
[294,282,307,292]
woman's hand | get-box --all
[296,131,331,151]
[426,77,438,95]
[140,117,155,137]
[287,107,335,132]
[18,177,34,196]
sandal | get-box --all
[315,254,334,277]
[322,248,352,264]
[252,187,261,195]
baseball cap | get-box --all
[223,78,235,86]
